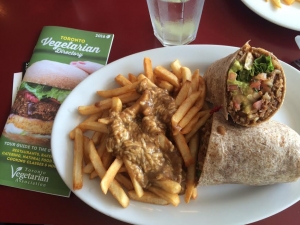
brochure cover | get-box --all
[0,26,114,197]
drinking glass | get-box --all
[146,0,205,46]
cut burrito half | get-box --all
[197,112,300,186]
[203,41,286,127]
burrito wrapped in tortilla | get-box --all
[203,42,286,127]
[197,112,300,186]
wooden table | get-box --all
[0,0,299,224]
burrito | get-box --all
[203,42,286,127]
[197,112,300,186]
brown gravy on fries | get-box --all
[72,58,209,206]
[106,80,184,188]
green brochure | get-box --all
[0,26,114,197]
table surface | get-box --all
[0,0,300,225]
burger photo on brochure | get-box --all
[2,59,103,147]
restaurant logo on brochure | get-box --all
[11,165,49,187]
[0,138,70,196]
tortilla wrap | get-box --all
[198,112,300,186]
[203,42,286,127]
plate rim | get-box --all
[51,44,300,225]
[241,0,300,32]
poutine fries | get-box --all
[70,57,211,208]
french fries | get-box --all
[128,190,169,205]
[124,159,144,198]
[181,66,192,83]
[97,81,141,98]
[175,80,191,107]
[154,66,180,88]
[271,0,282,7]
[191,69,200,92]
[185,132,199,203]
[185,112,211,143]
[78,121,108,133]
[115,173,134,190]
[78,104,103,115]
[172,91,202,131]
[69,112,102,139]
[156,79,174,93]
[128,73,137,82]
[177,106,200,131]
[115,74,132,86]
[282,0,295,5]
[143,57,154,82]
[101,157,124,194]
[70,57,213,208]
[137,74,157,88]
[88,140,129,208]
[152,179,181,194]
[93,91,140,112]
[181,109,210,134]
[148,186,180,206]
[73,128,84,190]
[111,97,123,112]
[170,59,182,80]
[267,0,299,8]
[173,132,194,167]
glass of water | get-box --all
[146,0,205,46]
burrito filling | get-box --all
[227,50,284,125]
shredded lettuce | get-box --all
[237,68,254,83]
[253,55,274,74]
[19,82,71,104]
[235,55,274,83]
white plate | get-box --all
[241,0,300,31]
[51,45,300,225]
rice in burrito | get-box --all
[203,42,286,127]
[197,112,300,186]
